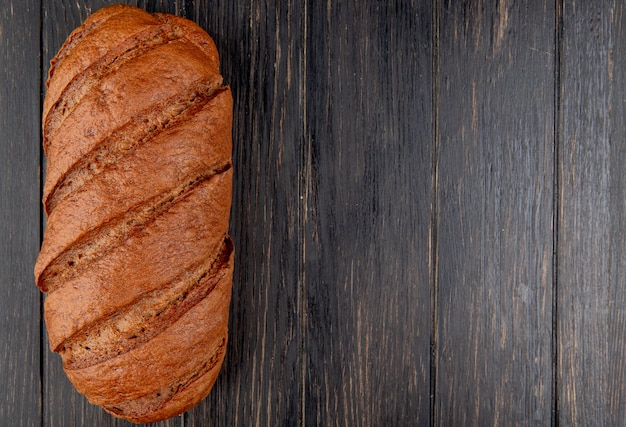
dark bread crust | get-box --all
[36,4,233,424]
[64,243,233,404]
[44,170,232,351]
[41,38,223,214]
[36,88,232,293]
[105,350,227,424]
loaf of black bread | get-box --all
[35,4,234,423]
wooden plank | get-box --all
[0,1,42,425]
[186,1,304,425]
[435,1,554,424]
[558,1,626,424]
[303,1,433,425]
[40,1,181,426]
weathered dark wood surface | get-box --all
[436,1,555,424]
[1,0,625,425]
[559,1,626,425]
[0,1,42,426]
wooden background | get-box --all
[1,0,625,425]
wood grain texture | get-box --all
[558,1,626,424]
[435,1,554,424]
[304,1,433,425]
[0,1,42,426]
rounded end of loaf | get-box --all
[104,338,228,424]
[62,237,234,423]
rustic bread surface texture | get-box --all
[35,4,233,424]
